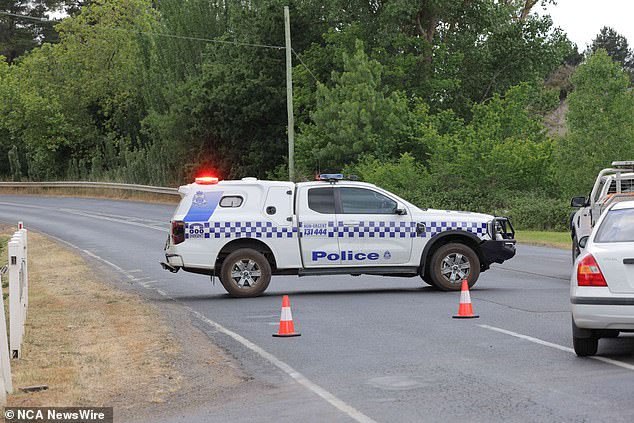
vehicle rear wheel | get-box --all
[220,249,271,298]
[573,335,598,356]
[428,243,480,291]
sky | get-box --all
[541,0,634,50]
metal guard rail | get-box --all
[0,181,179,195]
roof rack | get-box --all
[611,161,634,168]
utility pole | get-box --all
[284,6,295,181]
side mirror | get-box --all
[395,207,407,215]
[578,236,589,249]
[570,196,587,208]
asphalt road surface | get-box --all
[1,195,633,423]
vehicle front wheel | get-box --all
[219,249,272,298]
[428,243,480,291]
[573,335,598,356]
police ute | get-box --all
[161,175,516,297]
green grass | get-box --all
[514,230,570,250]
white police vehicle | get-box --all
[161,175,516,297]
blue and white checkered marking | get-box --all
[299,221,488,239]
[424,221,487,238]
[185,220,487,240]
[185,221,297,239]
[335,221,416,238]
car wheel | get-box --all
[573,335,598,357]
[220,249,271,298]
[429,243,480,291]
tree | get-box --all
[559,49,634,196]
[296,41,425,173]
[0,1,81,63]
[0,0,158,180]
[430,83,557,193]
[590,26,632,67]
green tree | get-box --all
[296,41,425,173]
[559,49,634,196]
[590,26,632,67]
[429,83,557,192]
[0,0,158,180]
[0,1,82,62]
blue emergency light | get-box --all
[318,173,344,181]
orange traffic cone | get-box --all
[273,295,301,337]
[453,280,479,319]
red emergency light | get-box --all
[195,176,219,185]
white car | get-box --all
[571,200,634,356]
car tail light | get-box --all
[577,254,608,286]
[172,220,185,245]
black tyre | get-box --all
[573,335,598,357]
[219,249,272,298]
[428,243,480,291]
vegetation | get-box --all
[1,1,634,230]
[514,230,570,250]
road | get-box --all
[1,195,633,423]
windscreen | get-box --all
[595,208,634,243]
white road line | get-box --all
[480,324,634,371]
[38,231,377,423]
[0,202,166,233]
[183,305,377,423]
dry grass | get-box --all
[3,229,181,410]
[0,187,179,205]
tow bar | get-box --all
[160,261,179,273]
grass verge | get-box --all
[515,230,570,250]
[1,227,181,409]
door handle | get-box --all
[624,258,634,265]
[343,221,360,226]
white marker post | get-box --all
[8,228,27,359]
[0,265,13,400]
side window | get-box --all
[308,187,336,214]
[339,187,397,214]
[219,196,243,208]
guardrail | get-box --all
[0,181,179,195]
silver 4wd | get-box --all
[161,175,516,297]
[570,161,634,260]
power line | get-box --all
[292,48,320,84]
[0,11,284,50]
[1,10,320,81]
[0,11,51,22]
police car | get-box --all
[161,175,516,297]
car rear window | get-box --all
[595,209,634,243]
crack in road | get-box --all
[472,296,570,314]
[496,265,570,281]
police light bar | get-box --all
[195,176,219,185]
[318,173,344,181]
[612,161,634,168]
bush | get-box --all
[504,194,571,231]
